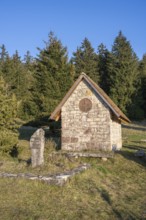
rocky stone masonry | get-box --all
[30,128,45,167]
[110,115,122,150]
[0,164,90,186]
[61,79,122,151]
[64,152,114,158]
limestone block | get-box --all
[82,115,87,122]
[62,145,73,151]
[71,137,78,143]
[30,128,45,168]
[87,118,94,122]
[62,137,70,143]
[79,136,91,143]
[102,157,107,161]
[84,128,92,134]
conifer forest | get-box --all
[0,31,146,152]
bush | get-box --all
[0,129,18,153]
[45,138,57,153]
[0,77,20,154]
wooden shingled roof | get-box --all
[50,72,130,123]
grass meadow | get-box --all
[0,123,146,220]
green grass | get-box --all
[122,124,146,150]
[0,123,146,219]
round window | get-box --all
[79,98,92,112]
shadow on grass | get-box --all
[98,187,140,219]
[112,208,138,220]
[18,116,61,149]
[116,148,146,168]
[18,127,38,141]
[18,158,31,165]
[123,144,146,151]
[9,146,19,158]
[100,188,112,205]
[98,188,134,219]
[122,124,146,131]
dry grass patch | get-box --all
[0,123,145,219]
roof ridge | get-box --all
[81,72,87,76]
[50,72,130,123]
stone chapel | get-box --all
[50,73,130,151]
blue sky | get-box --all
[0,0,146,60]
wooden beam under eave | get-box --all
[119,117,130,124]
[55,112,61,121]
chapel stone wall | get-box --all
[61,80,112,151]
[110,117,122,150]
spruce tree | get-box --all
[108,31,139,114]
[11,51,27,99]
[24,51,34,66]
[0,44,8,63]
[97,43,111,93]
[0,45,9,77]
[0,76,19,153]
[34,32,73,116]
[72,38,99,83]
[139,54,146,116]
[0,50,25,98]
[19,51,38,119]
[0,47,36,120]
